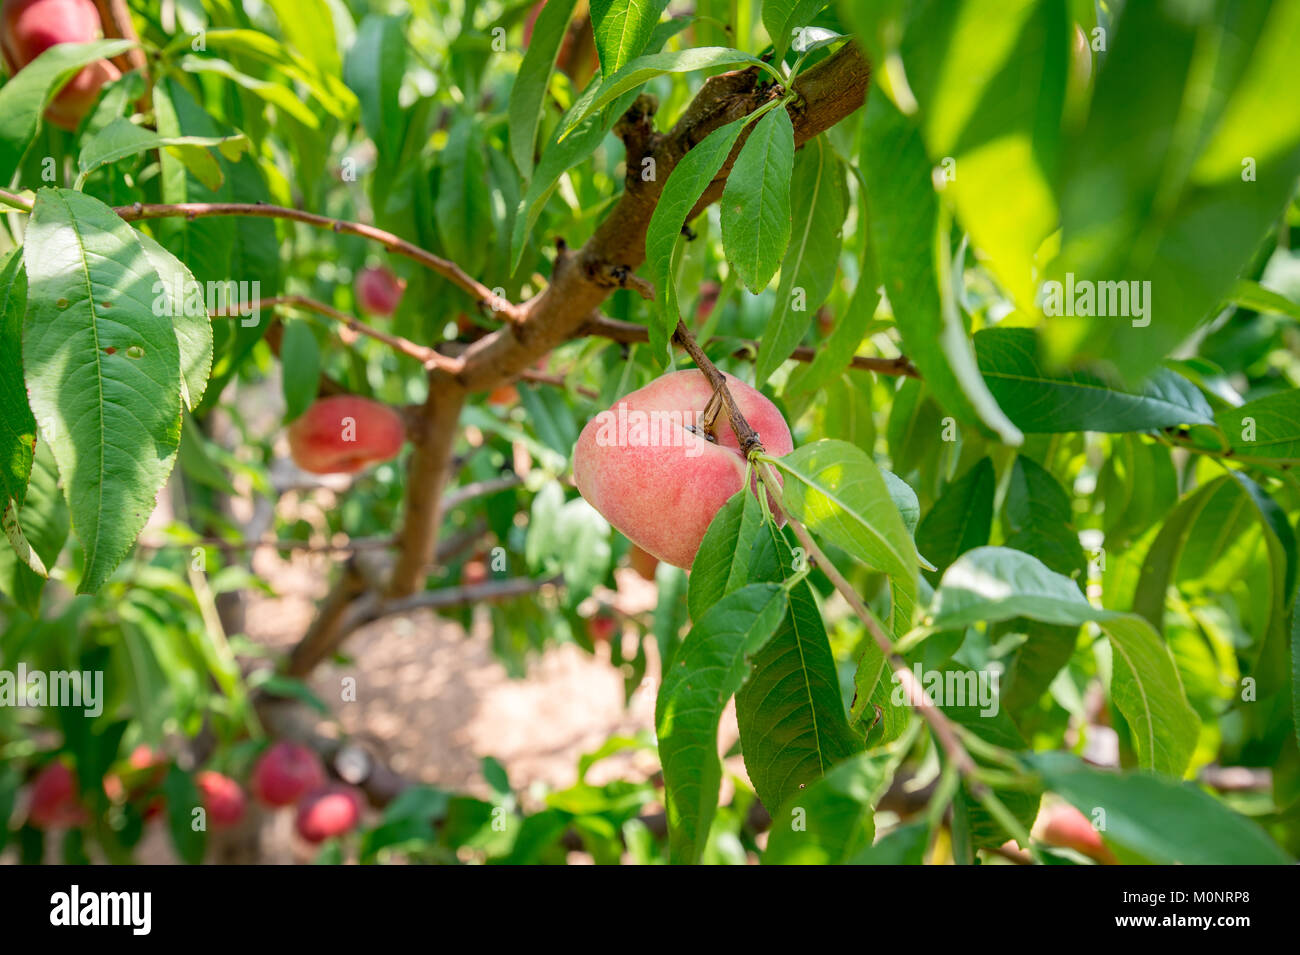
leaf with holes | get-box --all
[21,188,183,595]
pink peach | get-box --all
[573,370,792,569]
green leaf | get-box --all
[0,250,35,510]
[975,327,1216,433]
[344,15,408,163]
[688,488,762,621]
[1133,472,1294,699]
[1215,390,1300,464]
[554,498,613,606]
[263,0,342,76]
[721,106,795,293]
[22,188,182,594]
[646,116,750,366]
[768,440,918,584]
[902,0,1066,310]
[763,0,830,63]
[914,457,994,585]
[590,0,672,75]
[165,28,356,119]
[847,820,929,864]
[0,442,68,614]
[279,320,320,422]
[1002,455,1085,579]
[135,232,213,412]
[655,582,788,863]
[1044,0,1300,381]
[1227,278,1300,320]
[0,39,135,184]
[859,93,1020,444]
[995,456,1087,713]
[736,523,862,813]
[509,0,580,177]
[940,675,1042,848]
[509,20,691,269]
[559,47,766,140]
[75,118,249,190]
[763,751,883,864]
[931,547,1200,775]
[179,55,321,129]
[162,765,207,865]
[755,135,846,385]
[151,79,234,290]
[435,115,491,277]
[785,188,880,395]
[1030,753,1293,864]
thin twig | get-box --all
[111,199,514,317]
[213,295,463,373]
[672,319,764,455]
[137,535,397,553]
[754,461,982,786]
[582,313,920,379]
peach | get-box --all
[587,611,617,643]
[355,265,404,316]
[1,0,121,131]
[461,558,489,587]
[487,383,518,407]
[695,280,721,321]
[28,761,86,828]
[197,771,246,827]
[251,741,326,808]
[287,395,405,474]
[295,784,364,843]
[1036,803,1117,864]
[572,370,792,569]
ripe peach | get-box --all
[197,771,246,828]
[1,0,121,131]
[28,761,86,828]
[487,383,518,407]
[295,784,364,843]
[287,395,405,474]
[462,558,489,587]
[572,370,792,569]
[695,281,721,321]
[587,612,617,643]
[355,265,404,316]
[250,741,326,808]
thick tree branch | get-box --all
[386,371,466,598]
[454,42,871,394]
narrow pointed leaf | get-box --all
[655,582,788,863]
